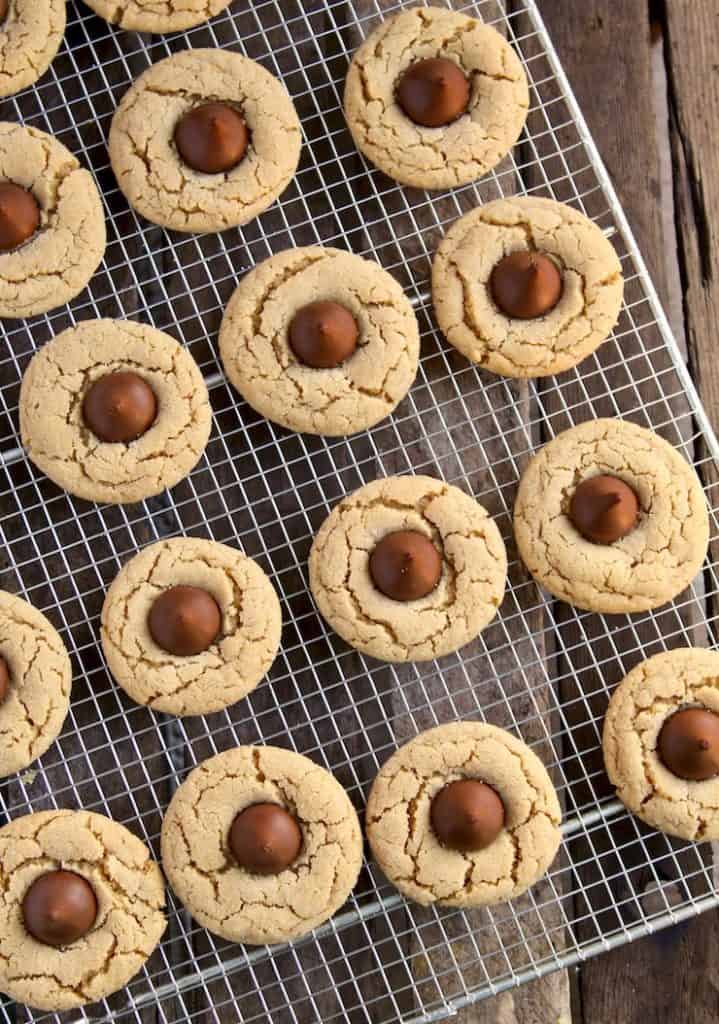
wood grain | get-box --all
[664,0,719,415]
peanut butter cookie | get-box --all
[219,246,420,436]
[344,6,528,190]
[432,196,623,377]
[109,49,301,233]
[162,745,363,945]
[309,475,507,662]
[514,419,709,613]
[20,318,211,505]
[0,809,165,1011]
[604,648,719,841]
[82,0,233,33]
[0,0,65,98]
[0,590,71,779]
[0,122,105,318]
[101,537,282,716]
[366,722,561,907]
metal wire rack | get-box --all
[1,0,718,1021]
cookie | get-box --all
[0,122,105,319]
[81,0,233,33]
[432,196,624,377]
[219,246,420,436]
[101,537,282,716]
[344,6,529,190]
[0,809,165,1012]
[514,418,709,614]
[20,318,212,506]
[109,49,301,234]
[366,722,561,907]
[309,475,507,662]
[161,745,363,945]
[603,648,719,841]
[0,0,66,98]
[0,590,71,779]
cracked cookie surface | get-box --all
[309,475,507,662]
[366,722,561,907]
[20,318,212,505]
[0,809,165,1012]
[219,246,420,436]
[109,48,301,233]
[514,418,709,614]
[432,196,624,377]
[82,0,233,33]
[603,648,719,841]
[101,537,282,716]
[0,591,71,779]
[0,0,65,98]
[0,122,105,319]
[161,745,363,945]
[344,6,529,190]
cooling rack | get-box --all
[1,0,718,1021]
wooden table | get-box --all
[466,2,719,1020]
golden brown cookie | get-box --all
[432,197,624,377]
[0,0,66,98]
[366,722,561,907]
[0,590,71,779]
[101,537,282,716]
[109,49,301,233]
[0,809,165,1012]
[81,0,233,33]
[514,419,709,613]
[604,648,719,841]
[344,6,528,190]
[0,122,105,319]
[309,475,507,662]
[161,745,363,944]
[20,319,211,505]
[219,246,420,436]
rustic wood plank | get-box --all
[663,1,719,417]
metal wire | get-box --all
[0,0,717,1022]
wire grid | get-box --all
[0,0,718,1021]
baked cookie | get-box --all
[0,0,66,98]
[514,419,709,614]
[109,49,301,234]
[603,648,719,841]
[366,722,561,907]
[81,0,233,33]
[432,196,624,377]
[0,590,71,779]
[344,6,529,190]
[0,809,165,1012]
[309,475,507,662]
[20,319,212,505]
[101,537,282,716]
[161,745,363,945]
[0,122,105,319]
[219,247,420,436]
